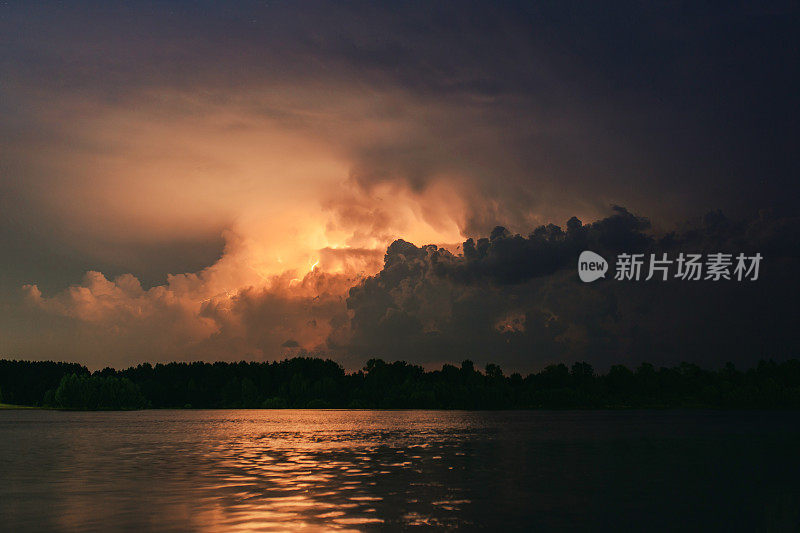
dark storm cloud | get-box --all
[433,206,651,285]
[3,1,798,234]
[342,208,800,372]
[2,1,799,369]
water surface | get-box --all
[1,410,799,531]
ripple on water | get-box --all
[2,409,799,531]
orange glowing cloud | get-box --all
[13,87,480,367]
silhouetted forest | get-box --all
[1,357,799,410]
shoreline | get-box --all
[3,405,800,412]
[0,403,48,410]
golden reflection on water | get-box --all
[173,410,475,531]
[7,409,791,531]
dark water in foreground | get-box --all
[1,410,799,532]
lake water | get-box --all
[1,410,799,531]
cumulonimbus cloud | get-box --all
[3,2,798,370]
[343,209,800,372]
[20,208,799,372]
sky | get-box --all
[1,1,798,371]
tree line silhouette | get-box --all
[1,357,799,410]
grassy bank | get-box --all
[0,402,48,410]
